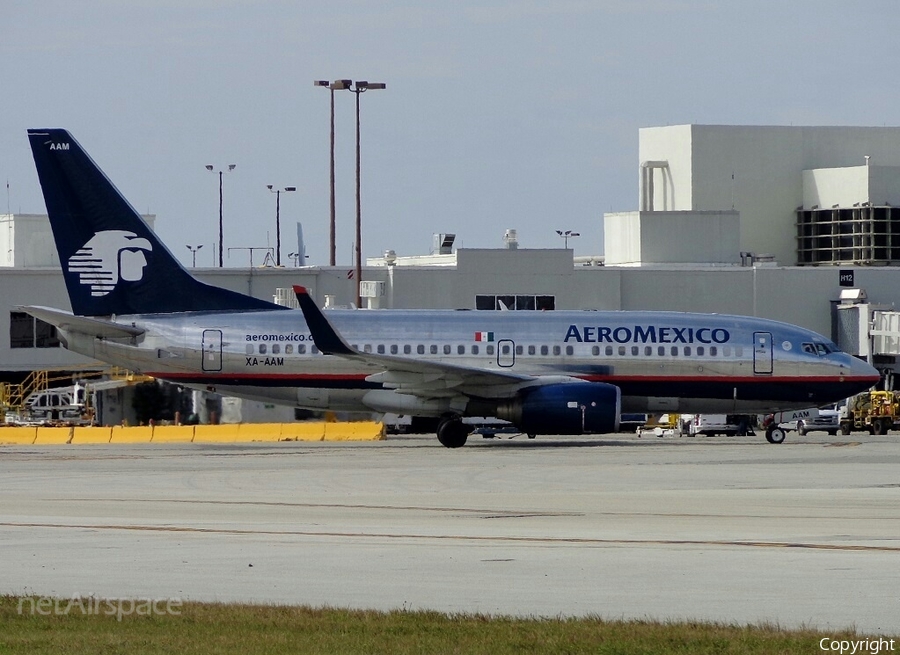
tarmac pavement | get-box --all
[1,431,898,634]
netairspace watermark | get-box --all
[18,595,182,622]
[820,637,897,655]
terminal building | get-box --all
[5,124,900,422]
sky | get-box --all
[1,1,898,268]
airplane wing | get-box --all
[293,286,568,398]
[20,306,145,339]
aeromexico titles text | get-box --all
[564,325,731,344]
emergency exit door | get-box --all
[753,331,773,375]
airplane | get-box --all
[22,128,880,447]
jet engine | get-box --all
[494,382,620,435]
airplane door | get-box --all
[202,329,223,372]
[497,339,515,367]
[753,331,773,375]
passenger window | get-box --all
[528,345,536,355]
[390,344,398,354]
[723,346,732,357]
[565,345,573,355]
[631,346,639,356]
[417,345,425,355]
[501,344,510,355]
[363,344,372,353]
[735,347,743,357]
[285,344,293,355]
[472,345,479,355]
[311,346,319,354]
[443,344,451,355]
[710,346,717,356]
[684,346,691,356]
[259,344,267,354]
[458,345,466,355]
[553,345,561,356]
[541,345,549,356]
[430,345,438,355]
[376,344,384,354]
[606,346,613,356]
[645,346,652,356]
[272,344,280,354]
[486,345,495,355]
[696,346,704,356]
[515,345,523,355]
[246,344,254,354]
[592,346,600,356]
[403,345,411,355]
[670,346,678,356]
[298,344,306,354]
[658,346,665,356]
[618,346,626,356]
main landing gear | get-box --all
[436,415,470,448]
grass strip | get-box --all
[0,595,882,655]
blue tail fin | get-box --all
[27,129,285,316]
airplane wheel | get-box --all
[765,426,786,444]
[436,417,469,448]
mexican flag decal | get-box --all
[474,331,494,342]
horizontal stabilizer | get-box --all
[20,306,144,339]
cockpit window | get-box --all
[802,341,838,356]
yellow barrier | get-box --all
[71,427,113,444]
[151,425,195,443]
[235,423,284,442]
[280,422,326,442]
[193,423,282,442]
[110,425,154,443]
[0,427,37,445]
[323,421,385,442]
[0,422,385,445]
[34,427,73,444]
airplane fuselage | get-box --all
[59,307,875,417]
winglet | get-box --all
[293,285,355,356]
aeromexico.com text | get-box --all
[564,325,731,345]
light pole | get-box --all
[206,164,236,267]
[555,229,580,249]
[266,185,296,266]
[315,79,351,267]
[185,244,203,267]
[343,80,385,307]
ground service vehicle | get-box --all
[839,391,898,435]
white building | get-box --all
[606,125,900,266]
